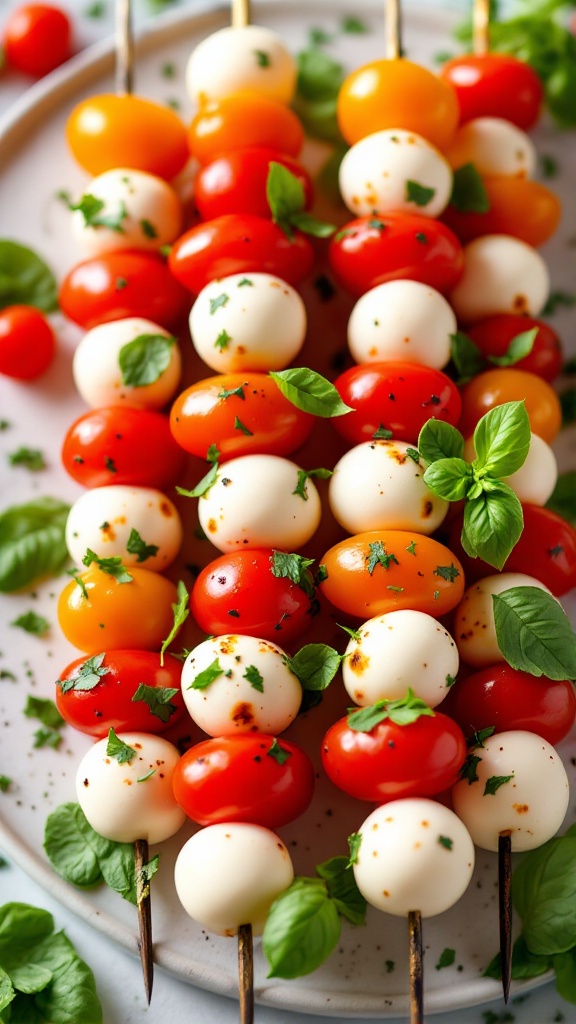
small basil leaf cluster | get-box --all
[266,162,336,240]
[418,400,531,570]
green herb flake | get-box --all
[106,727,136,764]
[140,219,157,239]
[405,447,420,463]
[190,658,224,691]
[215,329,232,350]
[24,695,64,730]
[406,180,436,207]
[70,194,127,232]
[254,49,271,67]
[387,585,404,592]
[341,15,368,32]
[484,773,514,795]
[372,424,393,439]
[59,653,110,694]
[267,738,291,765]
[316,563,328,584]
[266,163,336,239]
[8,447,46,471]
[234,415,253,436]
[126,528,159,563]
[438,836,453,851]
[415,231,428,244]
[286,643,342,692]
[542,291,576,317]
[161,61,176,78]
[160,581,189,663]
[118,332,176,387]
[176,461,219,499]
[385,960,395,973]
[435,947,456,969]
[237,277,253,287]
[493,586,576,680]
[433,563,460,583]
[347,689,434,733]
[136,768,156,783]
[406,540,417,555]
[137,854,159,903]
[0,775,11,791]
[0,240,58,313]
[337,623,361,641]
[366,540,399,575]
[270,550,316,600]
[459,754,482,784]
[0,669,17,681]
[218,384,246,401]
[115,276,128,290]
[308,26,333,46]
[243,664,264,692]
[206,443,220,464]
[85,0,106,16]
[209,293,229,314]
[11,610,49,635]
[468,725,496,748]
[131,683,179,723]
[293,466,333,500]
[450,163,490,213]
[82,549,133,583]
[445,674,456,688]
[347,831,362,865]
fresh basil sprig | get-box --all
[270,367,354,417]
[418,400,530,569]
[44,803,138,904]
[493,586,576,680]
[266,163,336,239]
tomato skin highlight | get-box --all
[458,368,563,444]
[66,94,189,180]
[322,711,467,802]
[187,93,304,165]
[191,548,315,643]
[439,54,543,130]
[172,733,315,828]
[329,213,463,298]
[194,148,313,221]
[62,405,187,490]
[442,177,561,249]
[446,504,576,597]
[170,372,314,462]
[4,3,72,77]
[319,530,465,619]
[332,361,462,446]
[467,314,563,383]
[0,305,55,380]
[442,663,576,747]
[56,650,185,737]
[57,565,178,653]
[168,214,315,294]
[58,251,189,330]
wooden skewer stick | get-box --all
[498,833,513,1004]
[385,0,403,61]
[135,838,154,1005]
[231,0,250,30]
[115,0,134,95]
[473,0,491,56]
[238,923,254,1024]
[408,910,424,1024]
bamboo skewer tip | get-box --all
[408,910,424,1024]
[498,833,513,1004]
[135,838,154,1005]
[238,923,254,1024]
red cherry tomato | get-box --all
[467,314,563,383]
[439,54,543,130]
[458,368,562,444]
[332,361,462,446]
[442,177,561,249]
[56,650,185,738]
[188,92,304,165]
[4,3,71,77]
[168,214,315,294]
[62,405,187,490]
[170,372,314,461]
[446,504,576,597]
[329,213,463,298]
[0,305,55,380]
[172,733,315,828]
[194,149,313,221]
[58,251,189,330]
[442,663,576,747]
[191,548,315,644]
[322,708,467,803]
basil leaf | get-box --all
[106,728,136,764]
[270,368,354,417]
[348,690,434,732]
[160,580,189,663]
[493,586,576,680]
[131,683,179,723]
[176,461,219,499]
[24,697,64,732]
[546,471,576,526]
[44,803,136,905]
[267,162,305,232]
[423,458,472,501]
[449,331,486,384]
[82,549,133,584]
[286,644,341,691]
[270,551,316,599]
[289,210,336,238]
[59,653,110,694]
[262,878,341,978]
[488,327,538,368]
[0,240,58,312]
[0,497,70,593]
[417,419,464,464]
[461,485,523,570]
[472,400,531,477]
[512,835,576,955]
[484,935,552,981]
[406,180,436,207]
[189,658,224,690]
[553,948,576,1003]
[118,333,176,387]
[11,611,49,635]
[315,856,366,926]
[296,47,344,101]
[0,906,54,957]
[449,163,490,213]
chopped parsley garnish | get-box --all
[70,194,127,232]
[243,665,264,692]
[406,540,417,555]
[292,466,333,500]
[406,180,436,207]
[58,652,110,694]
[176,461,219,498]
[254,49,271,67]
[372,424,392,439]
[8,447,46,471]
[126,528,159,563]
[215,329,232,350]
[484,773,514,796]
[140,219,157,239]
[106,727,136,763]
[267,738,291,765]
[218,384,246,400]
[82,549,133,583]
[270,551,315,599]
[433,563,460,583]
[160,581,189,663]
[189,657,224,690]
[131,683,179,722]
[11,611,49,635]
[435,947,456,969]
[209,292,230,314]
[233,416,253,436]
[366,540,399,575]
[438,836,453,851]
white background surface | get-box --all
[1,0,575,1021]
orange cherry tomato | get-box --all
[187,92,304,165]
[337,59,459,150]
[319,530,465,620]
[458,368,562,444]
[57,565,178,653]
[443,177,561,248]
[170,372,314,462]
[66,95,189,180]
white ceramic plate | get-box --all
[0,1,575,1018]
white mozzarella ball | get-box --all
[329,439,447,536]
[174,823,294,936]
[70,168,182,256]
[76,732,186,844]
[455,572,552,668]
[452,731,569,852]
[190,273,306,373]
[198,454,322,553]
[343,610,459,708]
[181,634,302,736]
[73,317,181,409]
[185,26,296,106]
[445,117,536,179]
[353,799,475,918]
[66,485,183,572]
[339,129,453,219]
[449,235,550,324]
[464,433,558,507]
[347,280,455,369]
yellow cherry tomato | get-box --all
[319,530,465,619]
[57,564,179,653]
[66,94,189,180]
[337,59,459,150]
[443,177,561,248]
[187,91,305,165]
[459,368,562,444]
